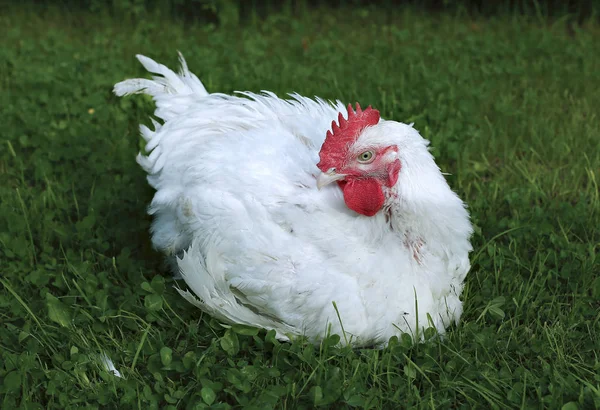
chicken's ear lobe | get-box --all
[385,160,402,187]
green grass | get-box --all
[1,3,600,409]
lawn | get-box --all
[1,2,599,409]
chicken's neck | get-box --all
[382,186,466,263]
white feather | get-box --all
[115,54,473,347]
[99,353,122,378]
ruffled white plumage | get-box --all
[115,54,472,347]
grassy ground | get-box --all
[1,3,599,409]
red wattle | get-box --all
[341,179,385,217]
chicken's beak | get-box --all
[317,170,346,190]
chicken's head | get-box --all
[317,103,401,217]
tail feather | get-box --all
[113,52,208,100]
[114,52,210,124]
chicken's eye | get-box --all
[357,151,375,163]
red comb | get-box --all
[318,103,380,171]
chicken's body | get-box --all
[115,54,473,347]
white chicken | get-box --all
[114,54,473,347]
